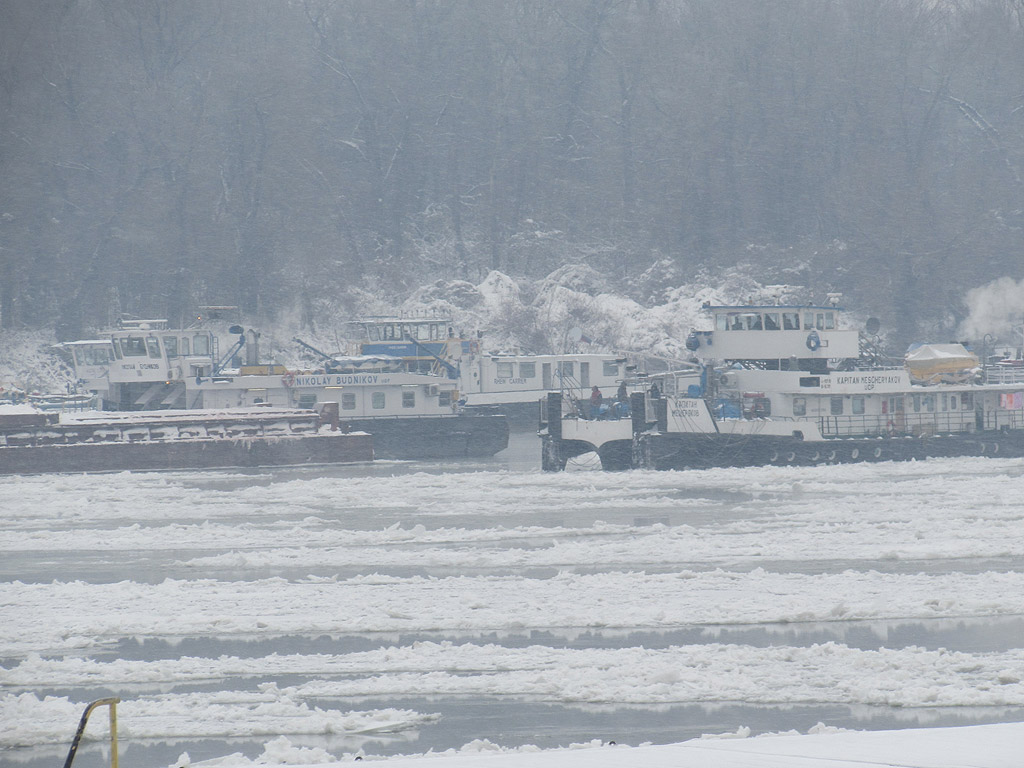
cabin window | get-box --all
[716,314,729,331]
[923,394,935,412]
[520,362,536,379]
[912,394,921,412]
[792,397,806,416]
[815,313,825,330]
[783,312,800,330]
[962,393,973,410]
[830,396,844,415]
[416,325,429,340]
[383,325,395,340]
[764,313,780,331]
[558,361,575,379]
[342,392,356,410]
[372,392,386,409]
[804,312,815,330]
[950,395,958,411]
[496,362,515,378]
[75,346,112,366]
[731,314,745,330]
[298,394,317,409]
[602,360,619,377]
[852,396,865,415]
[368,326,381,341]
[439,390,452,407]
[824,312,835,330]
[120,336,147,356]
[146,337,161,358]
[193,334,210,355]
[164,337,178,357]
[745,313,763,330]
[402,390,416,408]
[180,336,190,355]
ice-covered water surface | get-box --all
[3,434,1024,768]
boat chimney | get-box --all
[245,329,260,366]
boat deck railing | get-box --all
[817,409,1024,438]
[984,366,1024,385]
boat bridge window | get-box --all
[804,311,836,330]
[120,336,147,357]
[520,362,536,379]
[496,362,515,378]
[74,346,113,366]
[164,337,178,357]
[193,334,211,356]
[792,397,806,416]
[830,396,844,415]
[146,337,161,358]
[402,391,416,408]
[342,392,356,410]
[180,337,190,355]
[372,392,386,409]
[715,311,804,331]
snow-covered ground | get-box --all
[3,440,1024,767]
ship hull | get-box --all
[629,429,1024,471]
[0,432,372,476]
[338,414,509,460]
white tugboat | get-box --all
[540,300,1024,470]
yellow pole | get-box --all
[108,700,119,768]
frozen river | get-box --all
[3,432,1024,768]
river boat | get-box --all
[539,301,1024,470]
[0,406,372,475]
[58,315,508,461]
[342,314,629,426]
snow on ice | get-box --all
[4,440,1024,766]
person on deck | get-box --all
[589,386,603,419]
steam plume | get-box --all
[960,277,1024,340]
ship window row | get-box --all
[715,311,835,332]
[792,392,974,416]
[367,322,451,342]
[112,334,212,360]
[301,388,453,411]
[73,346,113,366]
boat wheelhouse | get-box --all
[59,316,256,411]
[540,301,1024,470]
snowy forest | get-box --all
[3,0,1024,348]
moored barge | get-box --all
[540,300,1024,470]
[0,407,372,475]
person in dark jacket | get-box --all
[589,386,603,419]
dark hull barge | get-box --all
[0,408,372,475]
